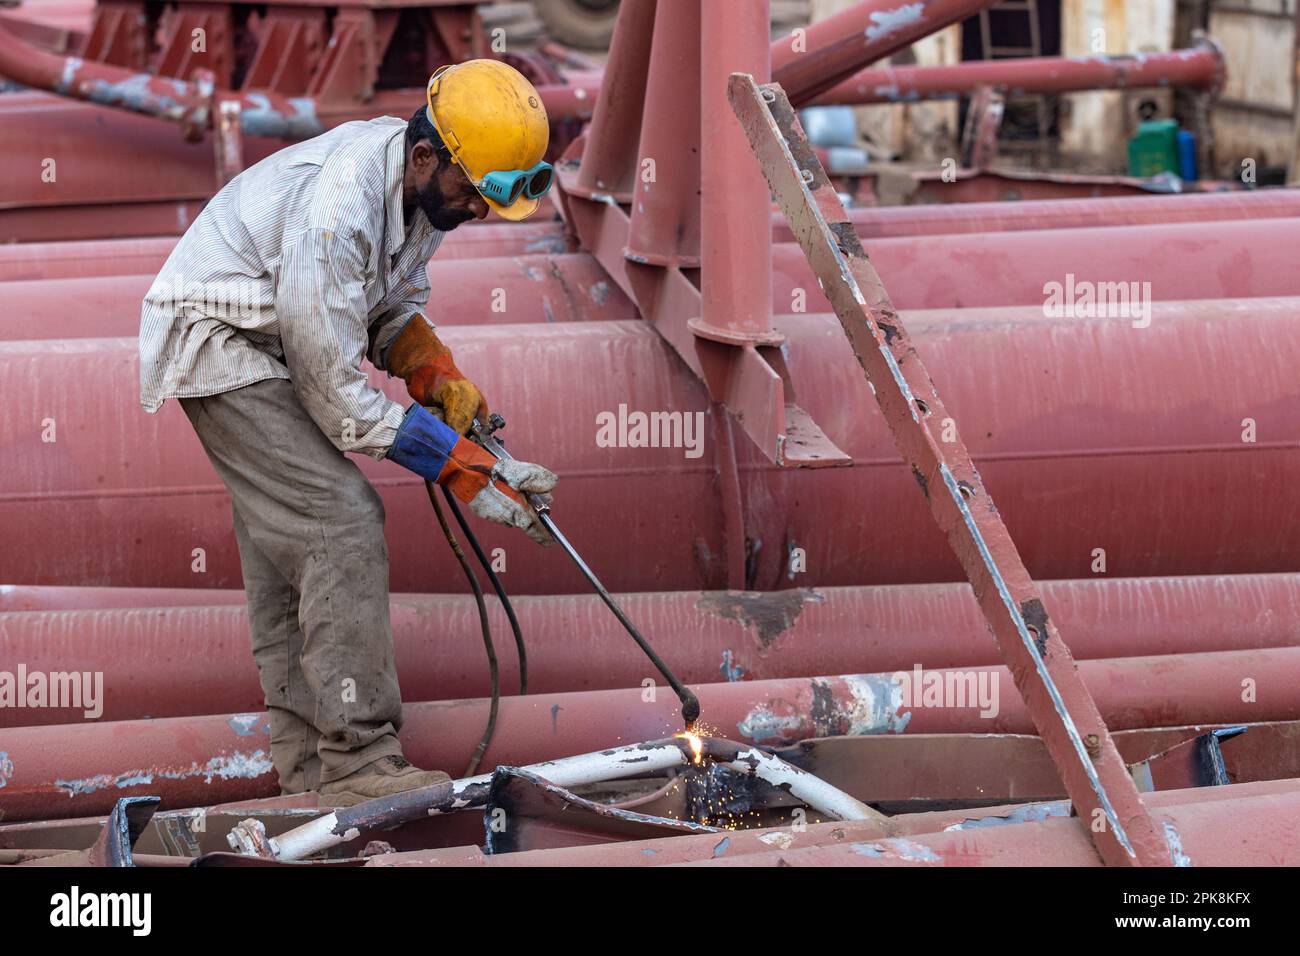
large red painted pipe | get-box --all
[5,574,1298,727]
[544,42,1224,119]
[790,189,1300,241]
[6,189,1296,284]
[695,788,1300,867]
[2,308,1297,593]
[778,217,1300,309]
[0,224,569,283]
[816,44,1224,106]
[0,253,638,338]
[371,785,1300,868]
[9,218,1300,339]
[771,0,1002,104]
[2,648,1297,820]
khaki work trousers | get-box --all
[181,378,405,793]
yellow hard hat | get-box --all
[425,59,551,222]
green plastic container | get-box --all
[1128,119,1181,178]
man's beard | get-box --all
[416,174,476,232]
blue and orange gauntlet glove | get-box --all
[387,404,556,546]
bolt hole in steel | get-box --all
[800,168,815,184]
[915,398,930,417]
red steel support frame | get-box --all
[728,74,1173,867]
[569,0,657,201]
[694,0,778,347]
[560,0,855,468]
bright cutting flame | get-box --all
[684,731,704,764]
[675,722,713,765]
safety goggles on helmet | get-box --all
[477,162,554,206]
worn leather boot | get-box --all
[317,755,452,808]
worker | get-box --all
[138,60,557,807]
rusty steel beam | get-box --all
[6,575,1300,727]
[770,0,1002,105]
[730,75,1174,866]
[4,647,1299,821]
[815,42,1225,107]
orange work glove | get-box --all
[439,435,557,546]
[387,315,487,435]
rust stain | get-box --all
[696,589,823,649]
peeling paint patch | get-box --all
[58,57,83,95]
[86,74,187,121]
[550,703,562,733]
[737,702,805,743]
[589,280,610,306]
[241,94,323,139]
[850,841,887,856]
[943,801,1070,831]
[53,749,274,798]
[228,713,266,736]
[720,649,745,682]
[889,838,941,862]
[1164,821,1192,867]
[864,3,925,42]
[523,235,566,255]
[850,838,940,861]
[758,830,795,850]
[738,673,910,743]
[712,836,731,857]
[0,750,13,789]
[839,674,911,735]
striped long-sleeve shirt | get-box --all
[139,116,444,458]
